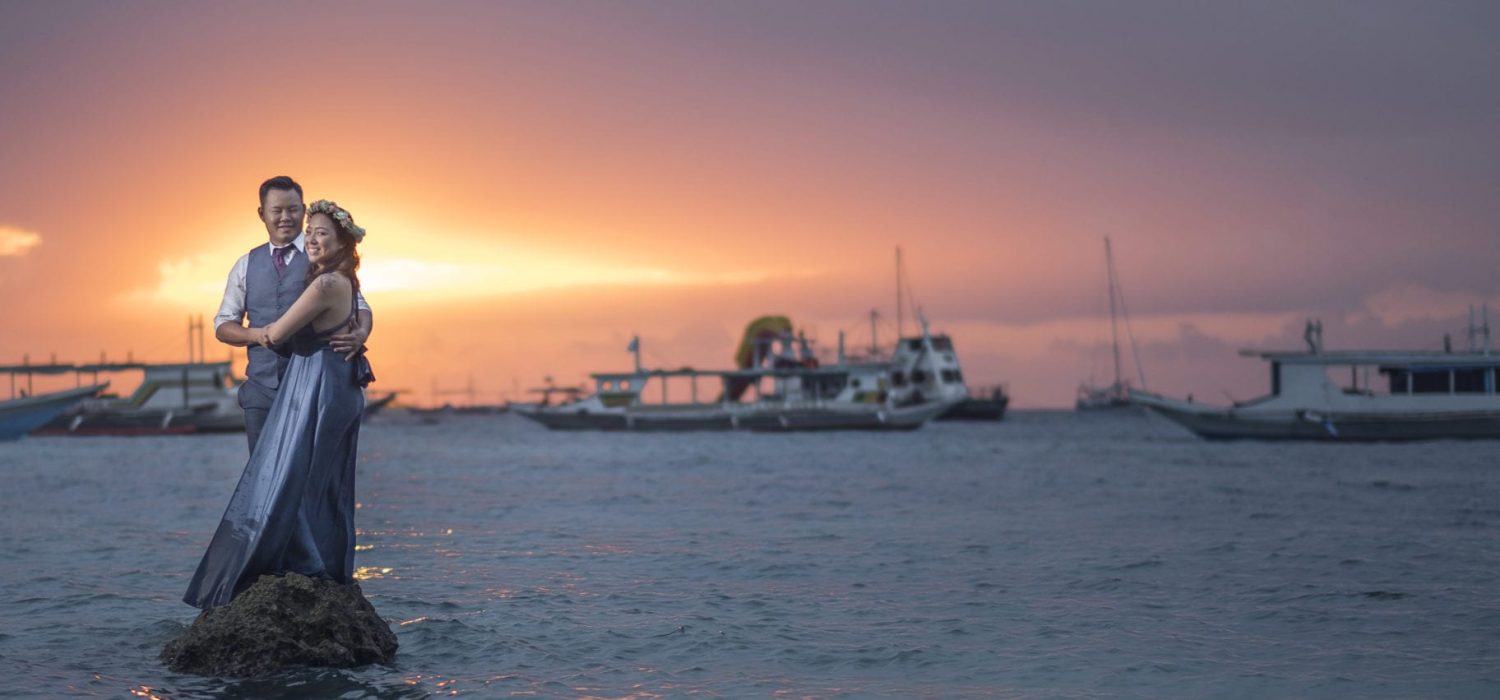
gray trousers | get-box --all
[237,380,278,454]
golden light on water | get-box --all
[353,565,394,580]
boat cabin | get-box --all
[1245,350,1500,400]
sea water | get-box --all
[1,411,1497,698]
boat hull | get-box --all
[936,395,1010,421]
[516,400,953,432]
[32,406,244,437]
[1075,397,1135,411]
[0,385,107,441]
[1134,392,1500,441]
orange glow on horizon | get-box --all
[3,4,1495,407]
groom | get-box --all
[213,175,373,452]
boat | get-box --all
[362,391,400,420]
[1131,312,1500,441]
[890,333,1008,421]
[936,386,1010,420]
[885,247,1009,421]
[1077,237,1144,410]
[32,361,245,436]
[515,316,961,432]
[0,384,109,441]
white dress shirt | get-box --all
[214,232,371,330]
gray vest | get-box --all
[244,244,309,389]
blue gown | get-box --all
[183,308,367,609]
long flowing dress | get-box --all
[183,303,366,609]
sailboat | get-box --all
[1076,236,1143,410]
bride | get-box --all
[183,200,374,609]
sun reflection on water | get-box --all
[353,565,394,580]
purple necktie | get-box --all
[272,246,290,275]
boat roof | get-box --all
[0,361,232,374]
[592,363,890,381]
[1240,349,1500,367]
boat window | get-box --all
[1412,370,1448,393]
[891,371,907,387]
[906,339,923,351]
[912,370,928,383]
[931,337,953,351]
[940,369,963,383]
[620,380,632,390]
[813,374,848,399]
[1455,368,1487,393]
[1381,367,1406,394]
[851,378,861,388]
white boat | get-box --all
[515,317,961,432]
[885,247,1009,420]
[1131,313,1500,441]
[887,332,1008,420]
[1077,237,1144,410]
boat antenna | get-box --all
[1476,302,1488,356]
[868,309,879,356]
[1468,305,1476,352]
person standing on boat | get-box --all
[213,176,373,452]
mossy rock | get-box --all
[161,573,397,677]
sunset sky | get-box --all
[3,1,1498,407]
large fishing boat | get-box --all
[515,316,961,432]
[1131,312,1500,440]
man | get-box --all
[214,175,373,452]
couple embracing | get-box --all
[182,176,376,609]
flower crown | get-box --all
[306,199,366,242]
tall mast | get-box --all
[895,246,904,340]
[1106,237,1122,388]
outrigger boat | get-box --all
[0,383,109,441]
[32,361,245,436]
[515,316,962,432]
[1131,311,1500,441]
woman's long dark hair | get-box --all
[306,212,362,297]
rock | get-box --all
[161,573,398,677]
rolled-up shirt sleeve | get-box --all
[213,254,250,329]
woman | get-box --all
[183,200,373,609]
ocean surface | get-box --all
[1,410,1497,698]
